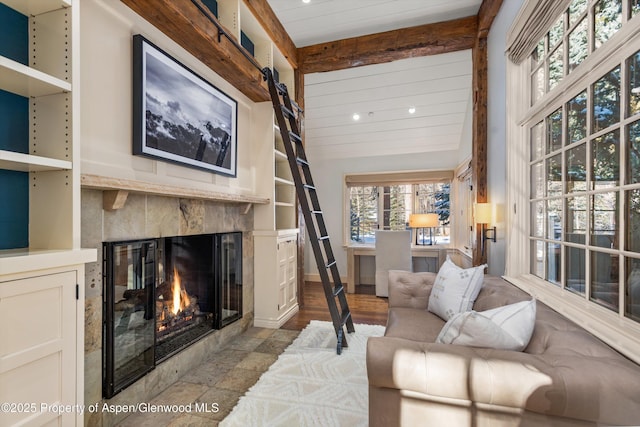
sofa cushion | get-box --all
[436,299,536,351]
[427,257,487,320]
[387,270,435,309]
[473,275,530,311]
[385,307,445,342]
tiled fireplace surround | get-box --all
[81,189,255,426]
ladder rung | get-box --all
[296,157,309,166]
[340,311,352,326]
[289,132,302,143]
[275,81,287,95]
[281,105,295,118]
[333,285,344,296]
[326,260,336,269]
[291,99,303,114]
[318,235,330,241]
[311,210,322,215]
[304,184,316,191]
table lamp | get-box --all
[409,213,439,245]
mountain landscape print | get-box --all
[133,35,238,176]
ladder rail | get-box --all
[264,68,354,353]
[190,0,355,352]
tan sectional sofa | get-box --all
[366,270,640,426]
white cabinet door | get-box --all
[0,271,77,427]
[277,238,297,316]
[277,240,288,313]
[285,239,297,308]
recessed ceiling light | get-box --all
[353,113,360,121]
[408,107,416,114]
[302,0,311,3]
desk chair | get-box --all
[375,230,412,297]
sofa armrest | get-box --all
[387,270,436,309]
[366,336,640,425]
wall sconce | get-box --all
[475,203,496,256]
[409,213,439,245]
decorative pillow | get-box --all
[436,299,537,351]
[427,256,487,321]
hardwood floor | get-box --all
[281,281,389,331]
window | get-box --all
[517,0,640,337]
[530,0,626,103]
[347,177,451,245]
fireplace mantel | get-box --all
[81,174,269,212]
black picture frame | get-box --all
[133,35,238,177]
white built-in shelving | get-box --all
[223,0,301,327]
[0,1,94,426]
[0,56,71,97]
[0,150,72,172]
[0,0,83,254]
[2,0,70,16]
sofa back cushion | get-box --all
[474,277,625,357]
[525,303,625,357]
[388,270,435,309]
[473,275,530,311]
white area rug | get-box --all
[220,321,385,427]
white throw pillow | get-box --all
[436,299,537,351]
[427,256,487,320]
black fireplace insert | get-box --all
[102,232,242,398]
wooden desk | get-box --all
[346,245,448,293]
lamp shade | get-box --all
[475,203,493,224]
[409,213,439,228]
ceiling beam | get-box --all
[298,16,479,74]
[478,0,505,37]
[243,0,298,69]
[472,0,503,267]
[478,0,502,38]
[121,0,270,102]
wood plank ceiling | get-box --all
[267,0,483,165]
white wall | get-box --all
[458,93,474,164]
[486,0,526,275]
[79,0,262,198]
[305,150,461,278]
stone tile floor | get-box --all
[115,327,300,427]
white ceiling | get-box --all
[266,0,482,164]
[266,0,482,48]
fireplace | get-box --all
[102,232,242,398]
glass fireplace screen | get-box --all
[103,232,242,398]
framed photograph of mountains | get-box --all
[133,34,237,177]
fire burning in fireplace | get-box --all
[171,268,190,315]
[156,267,200,338]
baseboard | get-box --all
[253,303,299,329]
[304,273,348,283]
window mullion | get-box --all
[620,53,629,316]
[588,0,596,57]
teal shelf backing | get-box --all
[202,0,218,18]
[0,4,30,249]
[0,169,29,249]
[0,89,29,153]
[0,3,27,65]
[241,31,255,57]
